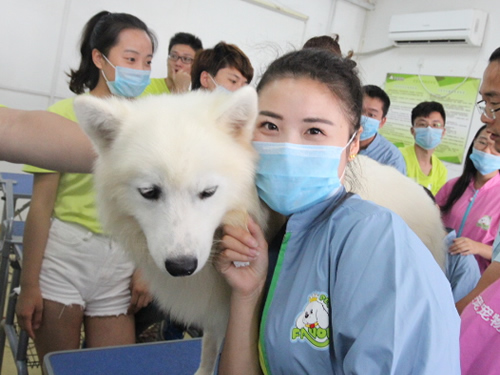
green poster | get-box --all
[380,73,481,164]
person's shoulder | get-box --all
[432,155,448,175]
[377,134,397,148]
[333,194,397,228]
[47,97,77,120]
[142,78,170,96]
[376,135,405,159]
[444,176,460,187]
[399,144,412,152]
[490,173,500,186]
[398,144,414,157]
[48,97,75,110]
[431,153,446,166]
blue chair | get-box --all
[44,338,202,375]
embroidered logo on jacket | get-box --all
[291,293,330,349]
[476,216,492,230]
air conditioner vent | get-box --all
[388,9,487,47]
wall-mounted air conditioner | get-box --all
[388,9,488,47]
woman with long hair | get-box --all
[436,125,500,274]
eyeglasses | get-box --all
[476,100,500,120]
[168,53,194,64]
[413,122,444,129]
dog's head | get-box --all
[74,87,259,277]
[296,300,329,329]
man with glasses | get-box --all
[458,48,500,374]
[457,48,500,314]
[142,32,203,95]
[400,101,447,194]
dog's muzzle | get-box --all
[164,257,198,277]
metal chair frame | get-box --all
[0,173,34,375]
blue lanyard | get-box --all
[457,190,479,237]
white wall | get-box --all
[355,0,500,178]
[1,0,351,174]
[2,0,496,180]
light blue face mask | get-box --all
[469,148,500,175]
[102,55,151,98]
[253,134,356,216]
[360,115,380,141]
[414,127,443,150]
[209,74,232,93]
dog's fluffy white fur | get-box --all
[75,87,265,375]
[345,155,447,269]
[75,87,447,374]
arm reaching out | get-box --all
[0,107,95,173]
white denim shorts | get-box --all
[39,218,135,317]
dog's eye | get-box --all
[138,185,161,200]
[199,186,218,200]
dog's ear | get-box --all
[216,86,258,142]
[74,95,131,153]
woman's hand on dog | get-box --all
[218,216,269,299]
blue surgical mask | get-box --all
[253,134,356,216]
[360,115,380,141]
[209,74,232,94]
[101,55,151,98]
[469,148,500,175]
[414,127,443,150]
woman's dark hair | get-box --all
[440,125,487,214]
[256,49,363,136]
[68,11,157,94]
[191,42,254,90]
[302,34,354,59]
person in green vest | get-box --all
[400,101,448,195]
[142,32,202,95]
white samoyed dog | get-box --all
[74,86,446,375]
[75,87,266,375]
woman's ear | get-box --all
[349,131,361,160]
[200,71,210,89]
[92,49,105,70]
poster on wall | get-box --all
[379,73,481,164]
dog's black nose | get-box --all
[164,257,198,277]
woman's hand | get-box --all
[217,216,269,298]
[128,269,153,314]
[16,285,44,339]
[449,237,492,259]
